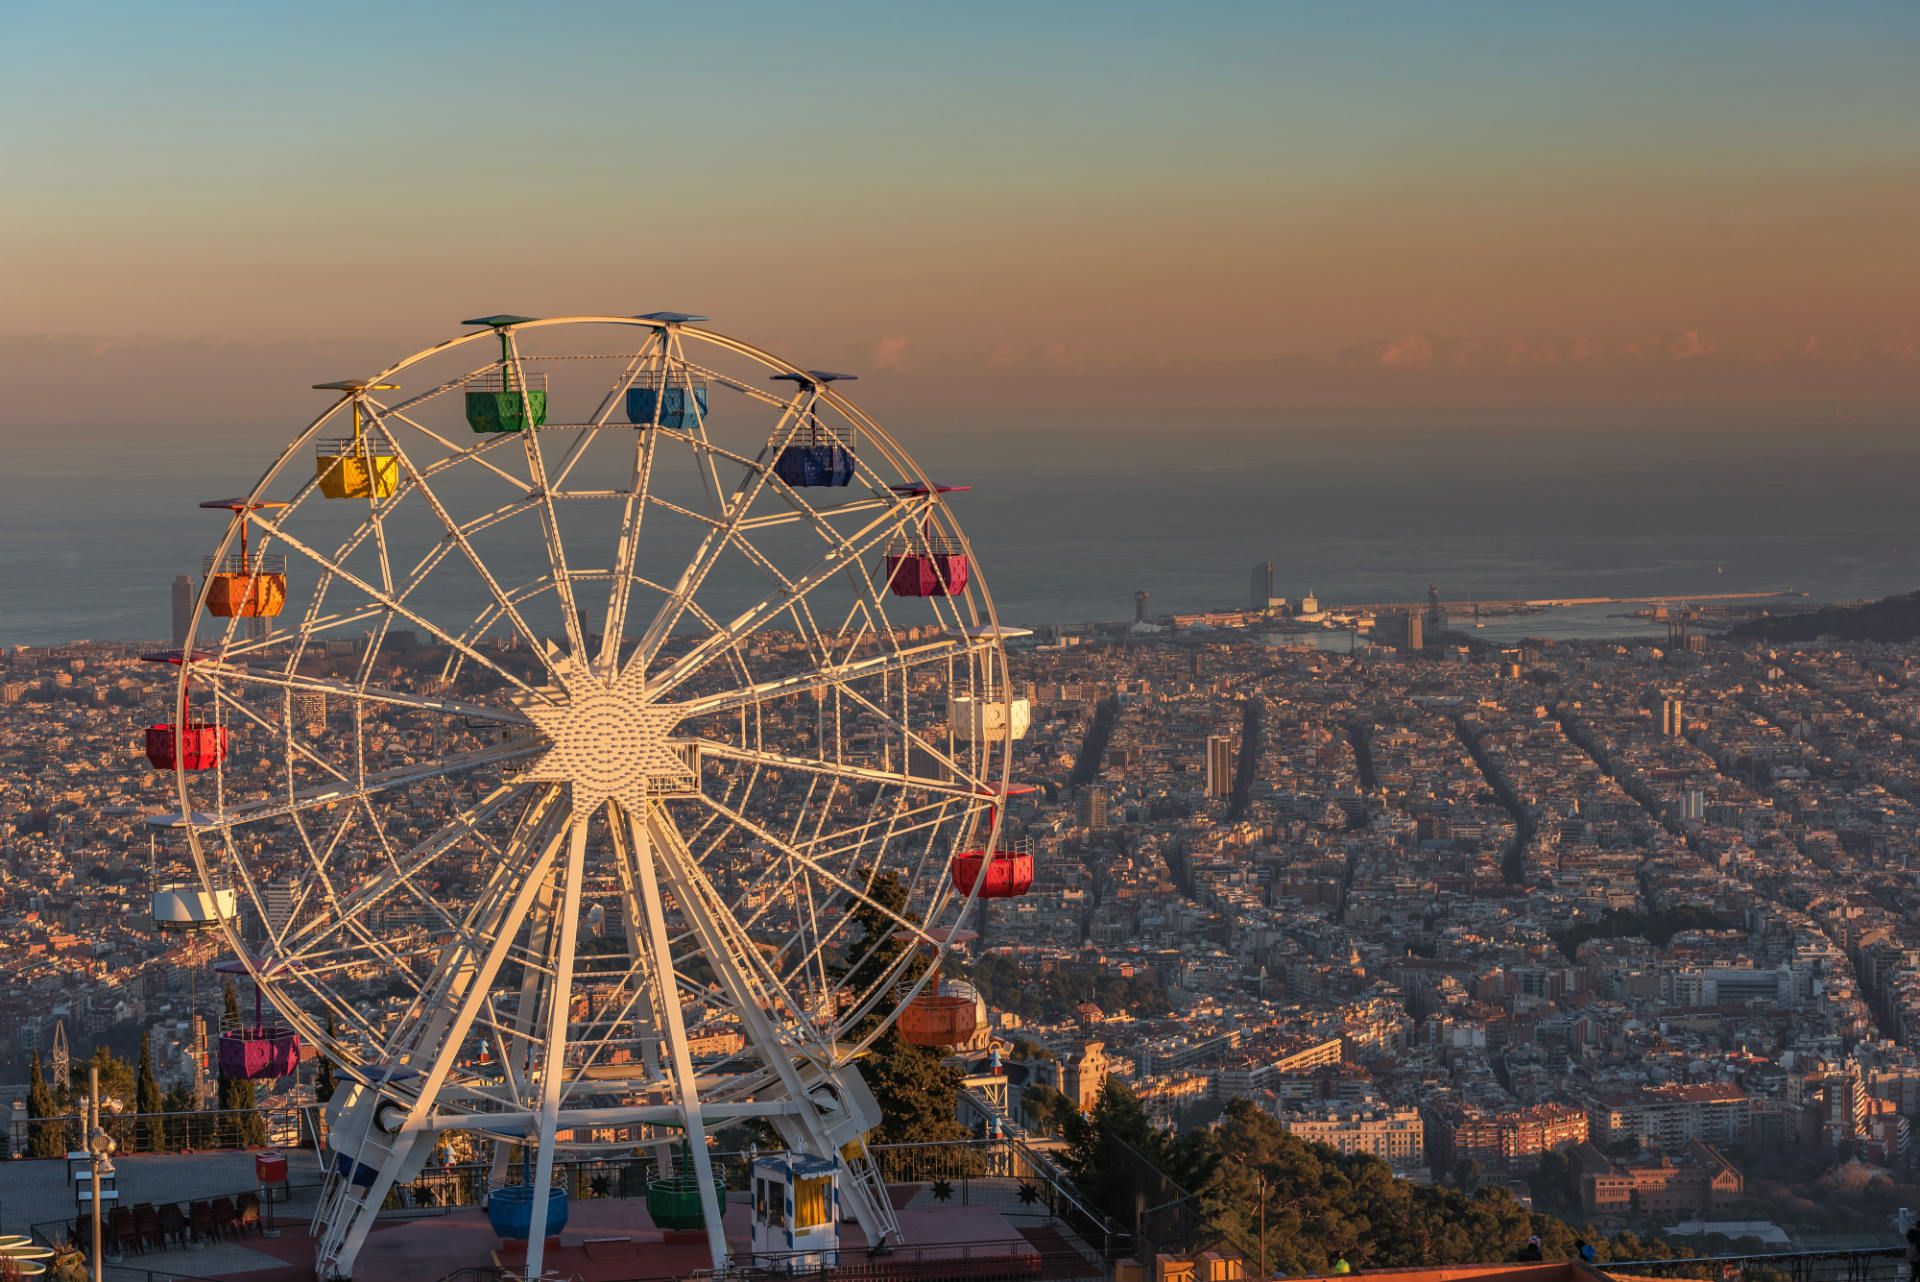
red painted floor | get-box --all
[254,1197,1042,1282]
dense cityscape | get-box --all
[10,581,1920,1257]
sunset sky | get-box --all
[4,1,1916,429]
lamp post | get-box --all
[86,1068,116,1282]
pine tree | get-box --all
[137,1031,165,1152]
[218,981,269,1147]
[315,1018,338,1105]
[27,1049,65,1158]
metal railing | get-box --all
[19,1105,323,1157]
[466,371,549,394]
[315,437,396,457]
[1602,1247,1906,1282]
[433,1238,1103,1282]
[202,553,287,576]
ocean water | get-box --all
[3,412,1916,647]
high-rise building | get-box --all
[1133,590,1151,623]
[1206,734,1234,799]
[1380,610,1423,654]
[171,574,194,648]
[1077,785,1108,830]
[1426,584,1445,637]
[1251,562,1274,612]
[1661,696,1685,738]
[264,877,296,936]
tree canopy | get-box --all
[1060,1086,1697,1274]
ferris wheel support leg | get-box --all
[623,805,731,1272]
[641,810,902,1253]
[521,814,589,1282]
[317,800,570,1281]
[491,842,564,1189]
[606,814,664,1084]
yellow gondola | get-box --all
[313,379,400,499]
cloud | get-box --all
[1664,329,1716,360]
[870,334,911,370]
[1377,335,1435,370]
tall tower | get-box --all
[1134,590,1151,624]
[1251,562,1274,612]
[50,1020,69,1091]
[171,574,194,648]
[1205,735,1234,799]
[1660,696,1685,738]
[1426,584,1444,638]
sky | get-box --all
[2,0,1916,435]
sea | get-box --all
[4,412,1916,648]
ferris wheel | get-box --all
[139,314,1034,1279]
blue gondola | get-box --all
[771,370,859,487]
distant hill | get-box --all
[1728,591,1920,644]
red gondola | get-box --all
[883,484,972,598]
[950,838,1035,898]
[949,784,1040,898]
[140,651,227,771]
[214,959,302,1081]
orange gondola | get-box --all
[889,927,981,1048]
[200,498,288,618]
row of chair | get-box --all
[74,1193,264,1256]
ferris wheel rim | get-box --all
[168,313,1017,1120]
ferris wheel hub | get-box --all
[513,655,698,809]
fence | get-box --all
[1602,1248,1907,1282]
[18,1105,323,1157]
[430,1236,1106,1282]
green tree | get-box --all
[218,981,269,1147]
[27,1049,67,1158]
[862,1030,971,1148]
[1020,1083,1077,1137]
[1188,1099,1604,1275]
[161,1081,198,1150]
[71,1045,136,1112]
[315,1013,339,1105]
[136,1031,166,1152]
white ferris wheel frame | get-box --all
[158,315,1020,1278]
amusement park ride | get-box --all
[137,315,1035,1279]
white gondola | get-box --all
[150,883,239,930]
[948,693,1031,742]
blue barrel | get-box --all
[626,384,709,429]
[774,443,855,487]
[488,1184,570,1240]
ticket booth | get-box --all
[750,1152,839,1274]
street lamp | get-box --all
[85,1068,115,1282]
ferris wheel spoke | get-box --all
[662,635,966,730]
[628,386,817,669]
[645,806,837,1069]
[364,395,531,492]
[182,739,536,834]
[690,738,979,799]
[636,499,914,696]
[692,792,952,952]
[196,660,528,727]
[245,512,559,707]
[598,361,667,672]
[275,781,546,964]
[371,426,573,683]
[500,334,590,664]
